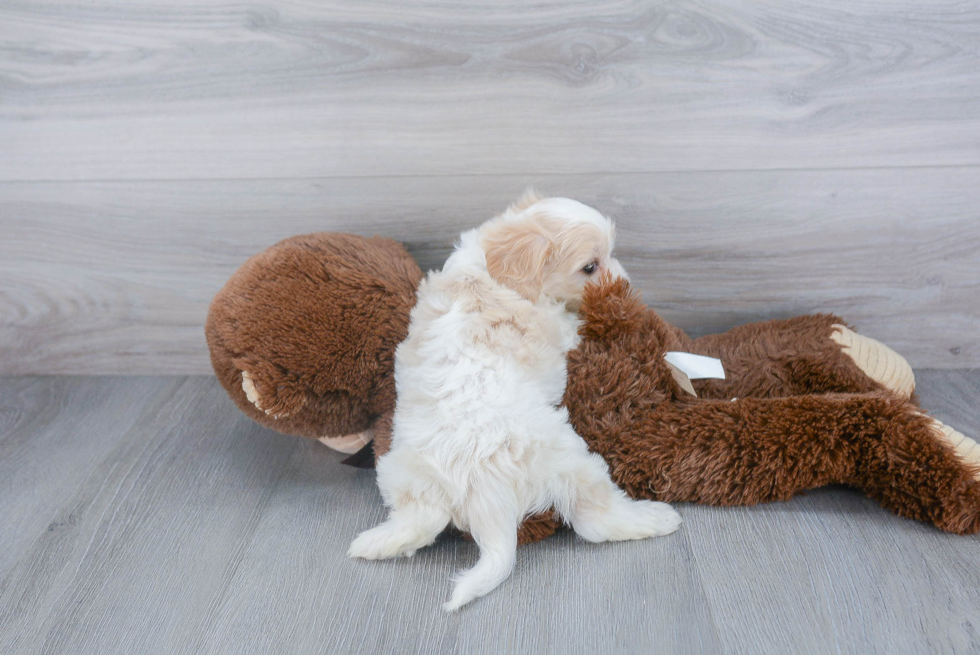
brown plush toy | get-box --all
[206,232,980,541]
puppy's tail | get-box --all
[443,490,519,612]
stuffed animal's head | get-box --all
[206,233,423,447]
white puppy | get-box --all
[348,192,681,611]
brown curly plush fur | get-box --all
[208,233,980,542]
[206,233,422,440]
[565,279,980,535]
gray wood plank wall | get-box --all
[1,1,978,373]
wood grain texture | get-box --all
[1,0,979,180]
[0,377,301,655]
[687,369,980,655]
[0,373,977,653]
[191,448,722,655]
[2,168,978,373]
[0,377,186,579]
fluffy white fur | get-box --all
[348,193,681,611]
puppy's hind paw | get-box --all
[627,500,682,538]
[574,499,682,543]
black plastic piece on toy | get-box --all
[341,441,376,469]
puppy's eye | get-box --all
[582,261,598,275]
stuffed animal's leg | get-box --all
[830,324,914,399]
[443,489,519,612]
[316,411,394,456]
[606,394,980,534]
[857,409,980,534]
[929,417,980,474]
[688,315,914,401]
[348,502,451,560]
[238,365,376,442]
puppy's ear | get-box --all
[508,187,543,212]
[482,221,552,301]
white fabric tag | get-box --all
[664,352,726,380]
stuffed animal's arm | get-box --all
[577,277,688,359]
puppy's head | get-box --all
[481,192,627,307]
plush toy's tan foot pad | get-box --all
[319,431,373,455]
[831,325,914,399]
[930,418,980,480]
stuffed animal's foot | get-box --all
[572,498,681,543]
[929,417,980,479]
[318,431,373,455]
[831,325,915,399]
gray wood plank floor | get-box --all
[1,372,978,654]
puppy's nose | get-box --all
[606,257,630,282]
